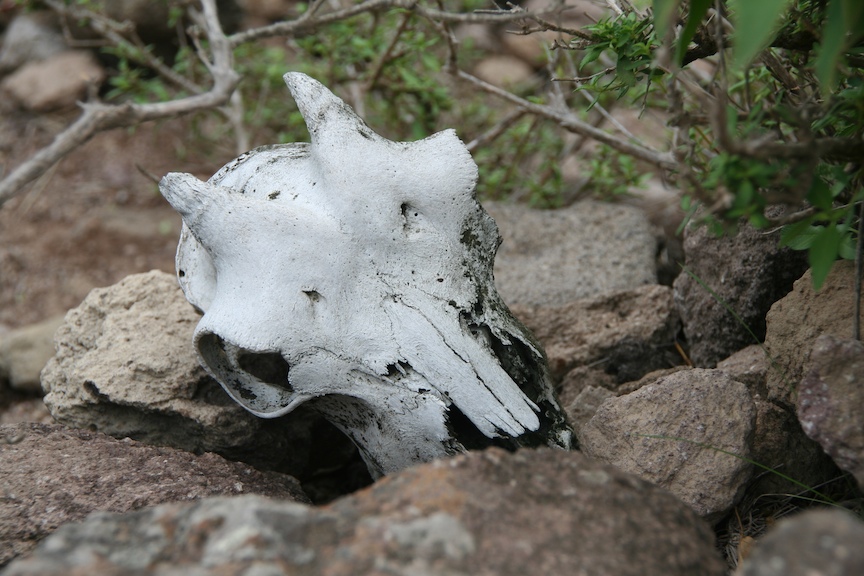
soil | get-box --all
[0,103,235,331]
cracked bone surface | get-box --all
[159,72,572,477]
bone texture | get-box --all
[160,72,571,477]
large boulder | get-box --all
[673,217,808,367]
[40,270,318,475]
[0,422,308,568]
[2,447,725,576]
[579,368,755,523]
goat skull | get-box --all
[160,73,571,477]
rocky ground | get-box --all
[2,1,864,575]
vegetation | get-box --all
[2,0,863,291]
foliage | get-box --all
[573,0,864,289]
[7,0,864,289]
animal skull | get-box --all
[160,72,571,477]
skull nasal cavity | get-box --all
[237,351,293,390]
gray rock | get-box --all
[797,335,864,489]
[766,261,864,407]
[0,12,65,75]
[2,448,725,576]
[579,368,755,523]
[0,50,105,111]
[737,509,864,576]
[0,422,308,568]
[511,284,681,380]
[673,217,808,367]
[486,199,657,308]
[0,314,64,393]
[40,271,317,474]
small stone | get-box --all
[1,50,105,111]
[0,314,64,393]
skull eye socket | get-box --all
[237,350,293,391]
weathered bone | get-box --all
[160,72,571,477]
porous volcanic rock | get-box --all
[579,368,755,523]
[2,448,726,576]
[0,422,308,568]
[40,270,317,474]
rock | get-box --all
[487,199,658,307]
[564,384,614,437]
[0,398,52,425]
[472,54,536,87]
[2,448,726,576]
[40,271,318,475]
[0,314,65,393]
[673,216,808,367]
[614,366,690,396]
[512,284,681,380]
[736,508,864,576]
[765,261,864,407]
[716,344,770,397]
[0,12,65,75]
[557,365,616,407]
[0,422,308,568]
[747,397,841,501]
[0,50,105,111]
[579,368,755,523]
[797,335,864,489]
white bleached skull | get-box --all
[159,72,571,477]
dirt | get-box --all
[0,103,235,331]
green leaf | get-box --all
[814,0,864,95]
[806,177,833,210]
[809,224,842,290]
[729,0,794,70]
[653,0,679,43]
[780,220,820,250]
[838,232,858,260]
[676,0,712,65]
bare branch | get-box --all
[0,0,239,207]
[454,70,677,171]
[45,0,203,95]
[228,0,561,47]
